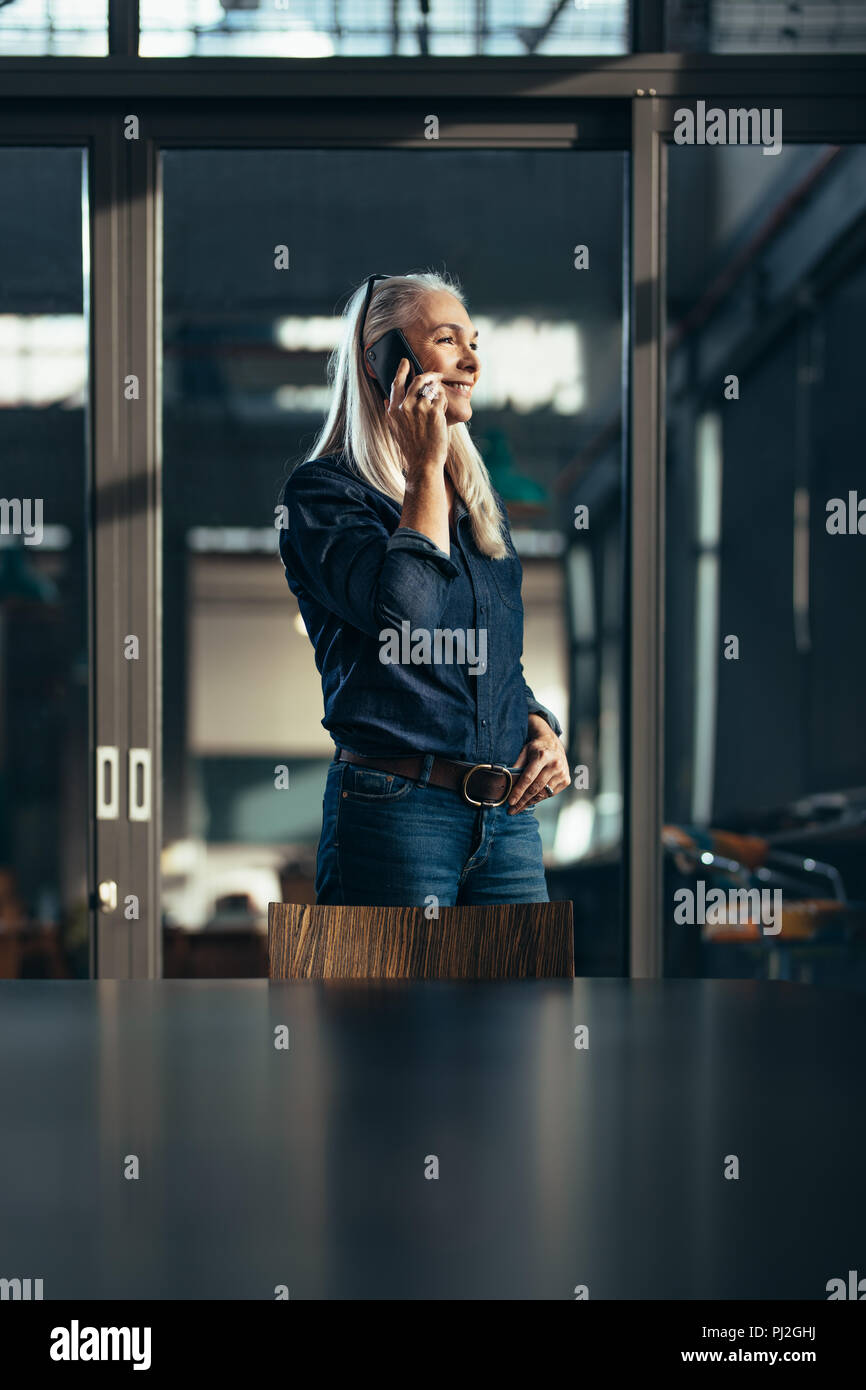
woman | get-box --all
[278,270,570,906]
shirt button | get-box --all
[482,720,487,726]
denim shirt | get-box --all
[278,451,562,766]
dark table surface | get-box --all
[1,978,863,1300]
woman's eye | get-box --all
[435,335,479,350]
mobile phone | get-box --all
[364,329,425,399]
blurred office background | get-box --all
[1,2,865,984]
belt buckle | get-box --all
[461,762,513,808]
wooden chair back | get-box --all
[268,901,574,979]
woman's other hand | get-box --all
[508,714,570,814]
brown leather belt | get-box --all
[337,749,519,807]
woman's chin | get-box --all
[446,401,473,426]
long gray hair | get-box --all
[305,271,509,559]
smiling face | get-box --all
[402,289,481,425]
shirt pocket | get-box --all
[341,766,416,801]
[487,540,525,612]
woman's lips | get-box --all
[443,381,472,396]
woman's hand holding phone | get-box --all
[387,359,451,554]
[385,359,449,479]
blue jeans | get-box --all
[315,754,550,906]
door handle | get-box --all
[128,748,152,822]
[96,746,119,819]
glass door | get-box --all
[0,146,91,978]
[662,134,866,990]
[158,139,628,976]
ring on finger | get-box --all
[528,784,554,806]
[418,382,440,400]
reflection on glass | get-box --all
[666,0,866,53]
[665,143,866,990]
[0,0,107,56]
[0,149,90,978]
[160,147,625,976]
[140,0,629,57]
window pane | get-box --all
[664,140,866,990]
[160,146,625,977]
[0,148,90,978]
[666,0,866,53]
[0,0,107,56]
[140,0,629,57]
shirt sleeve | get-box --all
[279,465,461,638]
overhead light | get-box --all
[277,31,335,59]
[0,315,86,407]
